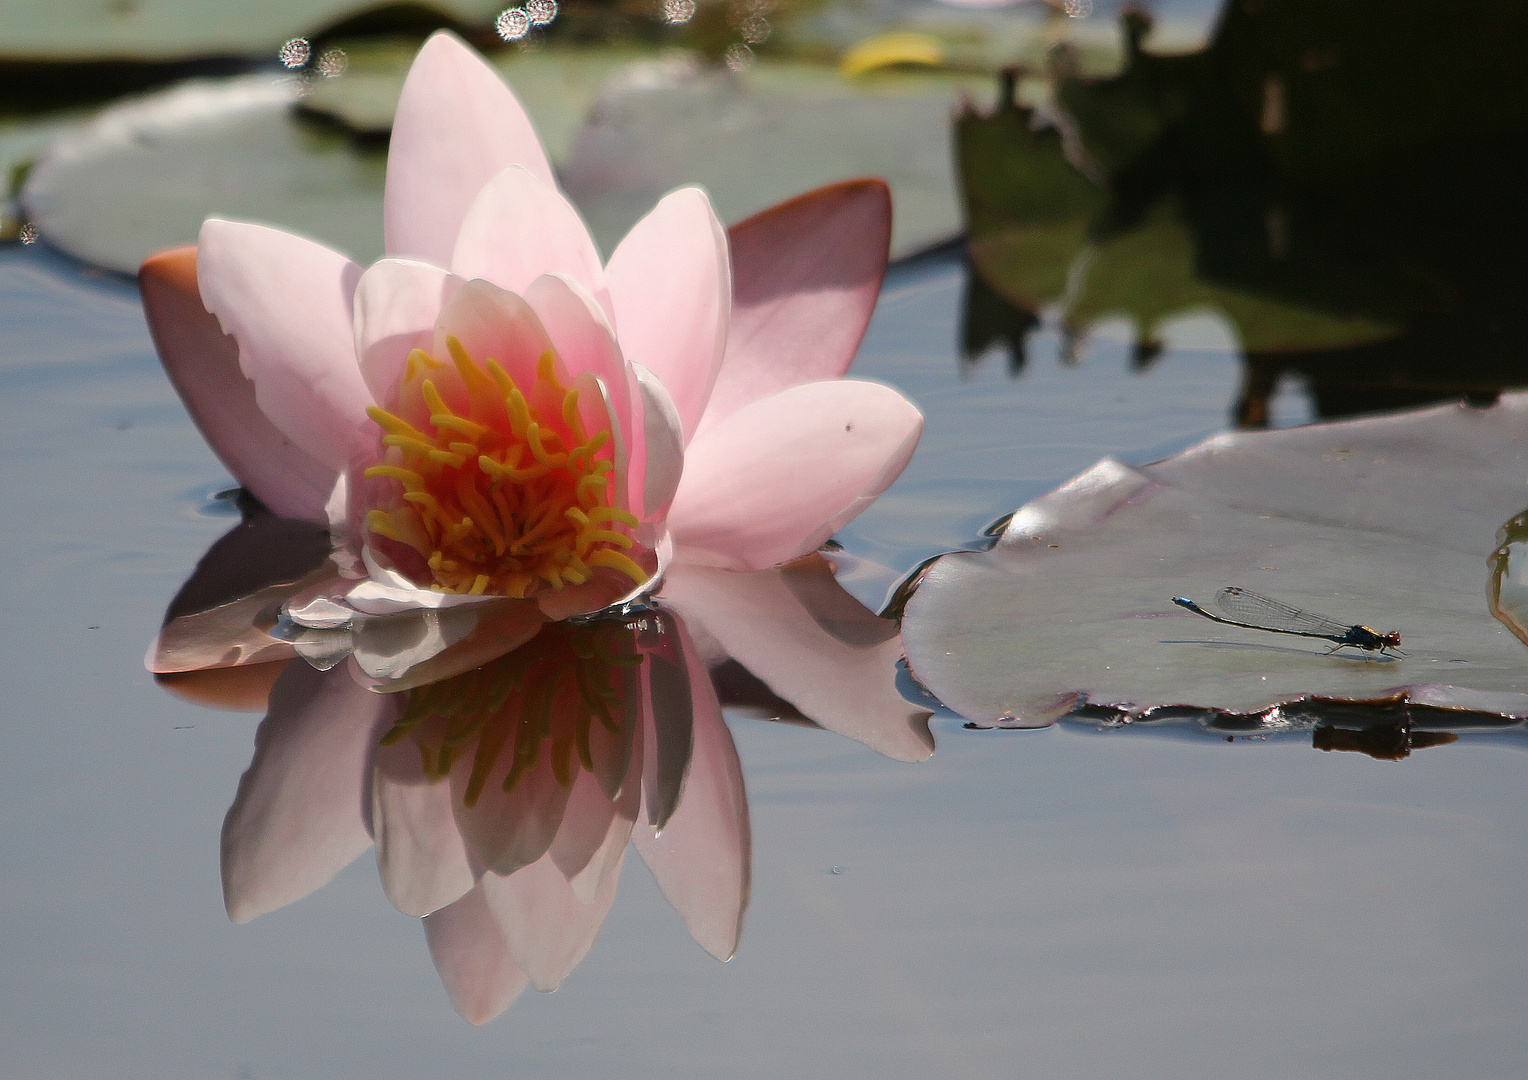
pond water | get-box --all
[5,231,1528,1078]
[6,0,1528,1071]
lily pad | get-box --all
[561,57,980,258]
[0,0,506,62]
[22,51,977,273]
[899,393,1528,726]
[21,75,389,273]
[299,44,644,156]
[300,49,983,257]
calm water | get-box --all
[3,235,1526,1078]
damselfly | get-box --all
[1171,587,1404,656]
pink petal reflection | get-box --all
[221,662,400,923]
[481,848,625,992]
[372,738,476,917]
[633,614,750,960]
[451,733,573,878]
[663,558,935,762]
[423,884,530,1024]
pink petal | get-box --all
[667,380,923,570]
[634,365,685,521]
[221,662,399,923]
[662,559,935,762]
[372,738,477,917]
[141,247,337,521]
[533,573,644,623]
[352,258,464,405]
[432,277,558,392]
[196,219,371,470]
[384,31,555,266]
[480,850,624,992]
[632,617,749,960]
[700,179,892,434]
[451,166,609,312]
[522,273,641,503]
[423,884,530,1024]
[604,187,730,441]
[149,596,298,673]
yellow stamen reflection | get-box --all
[380,621,643,808]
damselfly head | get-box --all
[1353,625,1404,655]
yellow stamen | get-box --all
[586,548,649,586]
[362,338,646,598]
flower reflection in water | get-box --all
[153,506,931,1023]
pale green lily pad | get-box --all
[22,52,978,273]
[300,45,649,162]
[259,48,980,257]
[0,0,506,61]
[561,57,980,258]
[900,394,1528,726]
[21,75,388,273]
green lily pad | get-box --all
[22,51,977,272]
[899,394,1528,726]
[0,0,507,62]
[560,57,981,258]
[300,48,983,257]
[21,75,388,273]
[299,44,648,161]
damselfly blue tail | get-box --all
[1171,587,1404,656]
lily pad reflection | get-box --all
[956,3,1528,426]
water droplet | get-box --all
[739,14,770,43]
[724,42,754,71]
[830,865,843,875]
[279,38,311,68]
[497,7,532,39]
[526,0,558,25]
[316,47,348,78]
[663,0,696,24]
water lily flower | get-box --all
[140,31,923,640]
[142,28,931,1025]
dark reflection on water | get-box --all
[957,0,1528,428]
[962,697,1528,761]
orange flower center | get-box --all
[363,338,646,598]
